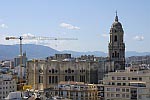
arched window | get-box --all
[52,69,54,73]
[112,53,114,58]
[115,51,117,57]
[68,68,71,73]
[117,53,119,57]
[114,35,117,42]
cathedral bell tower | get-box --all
[108,12,125,70]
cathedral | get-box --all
[26,13,126,90]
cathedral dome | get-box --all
[110,13,123,33]
[112,21,122,28]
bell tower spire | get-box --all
[115,11,118,22]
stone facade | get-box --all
[26,54,100,90]
[108,13,125,70]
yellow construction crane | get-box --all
[5,36,77,90]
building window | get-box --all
[49,76,51,84]
[52,69,55,73]
[112,82,115,85]
[107,93,110,97]
[122,94,125,98]
[112,77,115,80]
[80,75,85,82]
[68,68,71,73]
[132,77,138,80]
[122,77,126,80]
[65,76,68,81]
[65,70,67,73]
[126,94,129,98]
[61,91,63,96]
[39,76,43,83]
[122,88,125,92]
[72,70,74,73]
[72,76,74,81]
[52,76,55,83]
[126,89,129,92]
[55,76,58,83]
[116,88,120,91]
[117,77,121,80]
[76,92,78,96]
[123,83,126,86]
[116,94,120,97]
[117,83,121,86]
[139,77,142,81]
[115,51,117,57]
[107,88,110,91]
[55,70,58,73]
[81,92,84,97]
[114,35,117,42]
[55,91,58,95]
[111,94,114,97]
[128,77,130,80]
[112,53,114,58]
[117,53,119,57]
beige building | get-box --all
[26,54,100,91]
[99,67,150,100]
[46,81,99,100]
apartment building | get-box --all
[99,67,150,100]
[46,81,99,100]
[0,74,17,99]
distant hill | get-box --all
[62,50,150,58]
[0,44,60,60]
[0,44,150,60]
[126,51,150,57]
[62,50,107,57]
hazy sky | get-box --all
[0,0,149,52]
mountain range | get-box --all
[0,44,150,60]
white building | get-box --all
[99,67,150,100]
[0,74,17,99]
[14,65,26,78]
